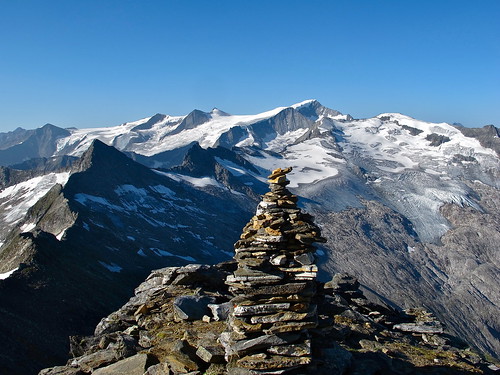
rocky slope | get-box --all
[38,264,498,375]
[38,170,498,374]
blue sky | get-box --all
[0,0,498,132]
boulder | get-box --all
[324,273,360,292]
[196,344,226,363]
[144,362,172,375]
[92,353,157,375]
[164,340,202,373]
[68,349,118,372]
[208,302,231,321]
[173,295,217,321]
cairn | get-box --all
[222,167,326,374]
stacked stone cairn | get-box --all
[222,167,326,374]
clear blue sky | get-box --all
[1,0,499,132]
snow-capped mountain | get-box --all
[0,100,498,374]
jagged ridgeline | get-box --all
[222,167,326,373]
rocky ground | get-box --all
[39,263,498,375]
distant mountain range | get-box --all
[0,100,498,374]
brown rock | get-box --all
[237,354,310,370]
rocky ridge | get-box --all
[39,169,498,375]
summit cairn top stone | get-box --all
[223,167,326,374]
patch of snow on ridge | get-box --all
[0,267,18,280]
[265,129,310,152]
[0,172,71,226]
[74,194,124,212]
[150,248,196,261]
[98,261,122,273]
[150,185,176,198]
[20,222,36,232]
[214,157,247,177]
[158,172,223,189]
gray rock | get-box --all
[38,366,84,375]
[267,341,311,357]
[393,323,444,334]
[208,302,231,321]
[196,344,225,363]
[233,303,291,316]
[324,273,360,292]
[173,295,217,321]
[225,333,301,357]
[294,252,315,265]
[92,353,157,375]
[164,340,202,373]
[139,330,155,348]
[143,362,172,375]
[68,349,118,372]
[107,334,138,358]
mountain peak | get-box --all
[76,139,130,172]
[290,99,319,109]
[210,107,230,116]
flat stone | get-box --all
[289,273,316,280]
[324,273,360,291]
[254,235,285,243]
[143,363,171,375]
[250,310,312,324]
[269,218,286,228]
[228,275,284,285]
[237,354,311,370]
[393,323,444,334]
[228,367,289,375]
[228,316,264,334]
[267,340,311,357]
[234,303,291,316]
[227,333,301,357]
[235,247,278,253]
[269,254,287,266]
[92,353,156,375]
[208,302,231,321]
[268,175,287,184]
[265,227,283,236]
[164,340,201,373]
[39,366,85,375]
[68,349,118,373]
[196,345,225,363]
[173,295,217,321]
[294,253,315,265]
[268,167,292,179]
[234,267,277,278]
[264,320,317,334]
[279,265,318,273]
[231,283,314,298]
